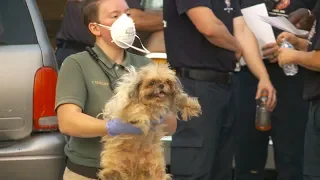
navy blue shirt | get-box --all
[56,1,94,46]
[56,0,142,47]
[303,2,320,101]
[305,0,319,10]
[163,0,242,72]
[127,0,142,9]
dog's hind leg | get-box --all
[147,150,170,180]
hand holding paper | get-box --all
[239,3,276,65]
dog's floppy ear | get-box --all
[173,76,184,93]
[128,79,141,100]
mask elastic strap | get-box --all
[95,23,111,30]
[119,35,150,54]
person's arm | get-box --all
[186,7,241,53]
[288,8,314,31]
[175,0,241,53]
[234,16,277,110]
[55,58,108,138]
[233,17,269,80]
[129,9,163,32]
[278,19,320,72]
[277,32,310,51]
[294,50,320,71]
[295,38,310,51]
[57,104,108,138]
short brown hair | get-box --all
[80,0,102,26]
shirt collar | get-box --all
[92,44,132,69]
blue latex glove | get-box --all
[106,117,165,136]
[106,118,142,136]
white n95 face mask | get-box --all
[95,14,150,54]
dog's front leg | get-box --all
[176,93,202,121]
[120,113,150,135]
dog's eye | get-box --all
[166,80,172,85]
[148,80,156,86]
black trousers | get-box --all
[303,101,320,180]
[170,76,236,180]
[234,64,309,180]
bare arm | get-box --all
[57,104,108,138]
[129,9,163,32]
[233,17,269,80]
[294,50,320,71]
[186,6,242,53]
[295,38,310,51]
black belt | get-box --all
[57,40,91,51]
[66,159,100,179]
[175,68,233,84]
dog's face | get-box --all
[131,63,181,106]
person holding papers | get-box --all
[234,0,312,180]
[276,2,320,179]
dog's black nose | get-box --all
[158,84,164,89]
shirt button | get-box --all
[115,66,119,70]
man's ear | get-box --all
[88,22,101,36]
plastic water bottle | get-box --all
[255,90,271,131]
[280,39,298,76]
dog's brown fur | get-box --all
[98,63,201,180]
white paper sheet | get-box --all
[239,3,276,66]
[258,15,309,37]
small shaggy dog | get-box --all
[98,63,201,180]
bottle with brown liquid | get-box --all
[255,90,271,131]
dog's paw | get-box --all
[165,174,173,180]
[181,97,202,121]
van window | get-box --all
[0,1,37,45]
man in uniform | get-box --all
[234,0,317,179]
[55,0,164,68]
[163,0,277,179]
[276,1,320,179]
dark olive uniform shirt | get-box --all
[55,44,151,168]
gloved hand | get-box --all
[106,118,142,136]
[106,117,165,136]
